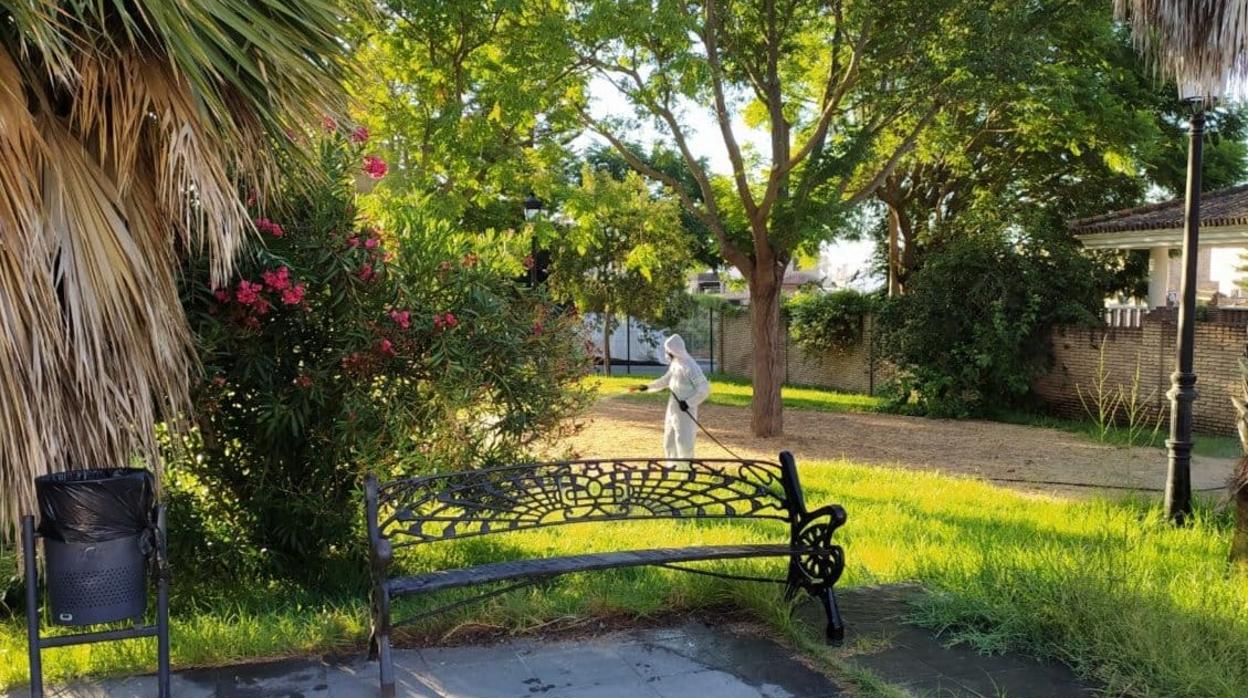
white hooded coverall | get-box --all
[644,335,711,459]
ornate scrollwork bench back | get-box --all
[372,458,795,547]
[363,452,846,698]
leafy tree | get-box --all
[583,144,721,269]
[354,0,585,233]
[0,0,363,538]
[876,236,1102,417]
[874,2,1154,294]
[547,166,693,374]
[1146,104,1248,196]
[871,1,1248,297]
[172,130,592,571]
[565,0,995,437]
[784,289,877,355]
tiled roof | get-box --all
[1071,184,1248,234]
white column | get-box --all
[1148,247,1171,308]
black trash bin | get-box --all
[35,468,155,626]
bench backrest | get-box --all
[366,455,808,551]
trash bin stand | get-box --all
[23,505,170,698]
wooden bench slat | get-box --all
[387,544,798,596]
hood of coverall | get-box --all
[664,334,699,368]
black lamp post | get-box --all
[524,192,543,288]
[1164,91,1209,524]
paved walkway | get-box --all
[829,585,1094,697]
[16,586,1095,697]
[23,623,843,698]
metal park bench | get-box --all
[364,451,848,697]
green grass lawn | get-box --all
[2,460,1245,697]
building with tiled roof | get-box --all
[1072,185,1248,307]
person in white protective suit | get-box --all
[628,334,710,459]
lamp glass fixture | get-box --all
[523,193,543,221]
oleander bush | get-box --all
[167,127,592,574]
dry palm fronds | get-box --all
[1116,0,1248,100]
[0,1,366,540]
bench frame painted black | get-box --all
[364,451,846,698]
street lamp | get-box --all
[1164,83,1211,524]
[524,192,543,287]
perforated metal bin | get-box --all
[43,533,148,626]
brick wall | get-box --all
[1035,320,1246,436]
[717,312,892,394]
[716,309,1246,436]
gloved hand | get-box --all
[677,399,690,412]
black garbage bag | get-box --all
[36,468,155,543]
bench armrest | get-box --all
[788,504,847,590]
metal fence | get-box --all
[592,304,719,376]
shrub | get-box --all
[784,289,878,354]
[876,236,1100,417]
[169,129,592,574]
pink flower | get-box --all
[322,115,337,132]
[389,309,411,329]
[212,287,231,303]
[379,338,397,357]
[362,155,388,179]
[364,237,380,249]
[243,316,261,330]
[533,321,544,335]
[281,283,306,306]
[294,374,313,389]
[357,264,375,282]
[347,236,360,248]
[443,312,458,328]
[255,218,284,238]
[351,126,370,144]
[261,266,291,291]
[252,297,272,316]
[235,280,264,305]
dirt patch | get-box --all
[548,398,1238,497]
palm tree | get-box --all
[0,1,364,539]
[1231,358,1248,563]
[1115,1,1248,99]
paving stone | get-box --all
[827,585,1098,698]
[7,589,1097,698]
[648,669,794,698]
[613,640,707,679]
[514,642,640,690]
[418,654,537,698]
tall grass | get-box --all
[2,461,1245,696]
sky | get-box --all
[582,77,880,289]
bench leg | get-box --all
[369,584,396,697]
[817,586,845,645]
[377,633,395,698]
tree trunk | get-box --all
[887,206,902,297]
[602,310,612,377]
[749,271,784,438]
[1233,457,1248,565]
